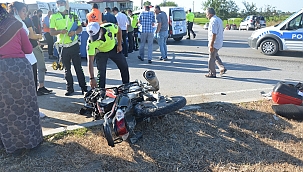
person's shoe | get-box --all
[128,50,133,53]
[38,87,53,94]
[37,89,49,96]
[134,48,139,51]
[194,34,196,38]
[138,56,144,61]
[81,86,88,95]
[39,111,46,118]
[160,57,168,61]
[124,54,128,57]
[65,89,74,96]
[220,68,227,76]
[148,60,152,64]
[186,37,190,39]
[205,74,216,78]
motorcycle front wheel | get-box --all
[103,115,115,147]
[134,96,186,118]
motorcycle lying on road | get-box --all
[80,70,186,147]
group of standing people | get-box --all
[137,5,169,63]
[0,0,226,155]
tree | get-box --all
[201,0,239,20]
[242,1,257,16]
[159,0,178,7]
[143,1,151,6]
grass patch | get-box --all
[1,100,303,171]
[44,128,89,142]
[195,17,242,27]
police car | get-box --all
[248,8,303,55]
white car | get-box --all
[203,23,209,30]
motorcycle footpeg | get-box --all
[130,131,143,144]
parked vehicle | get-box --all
[48,2,91,24]
[80,70,187,147]
[27,1,50,19]
[239,15,266,30]
[248,8,303,55]
[203,23,209,30]
[134,6,187,41]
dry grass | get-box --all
[1,100,303,172]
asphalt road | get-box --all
[40,24,303,132]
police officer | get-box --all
[86,22,130,89]
[186,8,196,39]
[128,9,139,51]
[50,0,87,96]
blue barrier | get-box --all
[80,27,89,58]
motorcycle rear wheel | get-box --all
[134,96,186,118]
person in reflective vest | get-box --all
[87,3,102,24]
[86,22,130,89]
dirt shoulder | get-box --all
[1,100,303,172]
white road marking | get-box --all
[184,87,273,98]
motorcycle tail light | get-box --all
[114,109,128,136]
[114,118,128,136]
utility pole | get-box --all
[192,1,194,12]
[141,0,143,8]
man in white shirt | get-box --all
[112,7,129,57]
[205,7,227,78]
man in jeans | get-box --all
[138,6,155,64]
[154,5,168,61]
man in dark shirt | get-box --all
[102,7,117,23]
[31,9,43,34]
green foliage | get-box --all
[201,0,292,22]
[202,0,239,20]
[159,0,178,7]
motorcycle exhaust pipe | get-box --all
[143,70,159,91]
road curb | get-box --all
[43,119,104,137]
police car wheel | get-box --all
[260,39,278,55]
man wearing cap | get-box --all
[186,8,196,39]
[86,22,129,89]
[50,0,87,96]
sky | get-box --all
[2,0,302,13]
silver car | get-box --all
[239,15,266,30]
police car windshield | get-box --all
[277,10,302,27]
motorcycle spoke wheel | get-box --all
[134,96,186,118]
